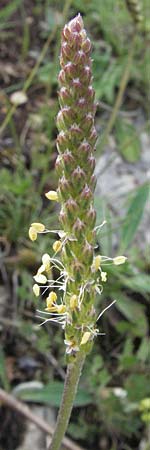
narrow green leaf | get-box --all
[120,183,149,251]
[115,118,141,162]
[137,337,150,362]
[113,293,148,336]
[16,381,92,407]
[121,273,150,294]
[0,0,22,22]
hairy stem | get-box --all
[48,351,85,450]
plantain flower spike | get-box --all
[55,14,98,359]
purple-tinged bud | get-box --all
[80,185,92,206]
[73,218,85,240]
[64,62,76,80]
[79,141,91,157]
[55,155,63,176]
[90,174,97,191]
[74,50,86,65]
[57,131,68,153]
[59,208,68,228]
[83,241,93,265]
[82,65,91,84]
[61,42,72,61]
[62,150,75,170]
[82,38,91,54]
[72,260,84,283]
[71,78,82,91]
[62,25,72,41]
[69,124,83,143]
[72,166,85,189]
[58,176,70,200]
[87,154,96,173]
[62,150,75,174]
[81,113,94,132]
[69,14,83,33]
[59,87,71,107]
[77,98,89,117]
[71,32,82,50]
[87,85,95,103]
[65,198,78,221]
[58,69,66,86]
[86,205,96,227]
[57,111,66,131]
[89,127,97,146]
[57,107,75,129]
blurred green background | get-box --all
[0,1,150,449]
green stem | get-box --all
[48,351,85,450]
[99,34,136,152]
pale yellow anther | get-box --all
[101,271,107,282]
[113,256,127,266]
[47,291,57,306]
[42,253,51,271]
[31,222,45,232]
[80,332,91,346]
[53,240,62,253]
[37,264,45,274]
[70,295,78,311]
[92,255,101,271]
[29,226,37,241]
[45,190,58,201]
[56,304,66,314]
[46,297,53,309]
[34,273,47,284]
[45,305,58,312]
[46,292,57,310]
[33,284,40,297]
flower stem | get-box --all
[48,351,85,450]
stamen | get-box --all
[96,300,116,322]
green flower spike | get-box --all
[55,13,98,358]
